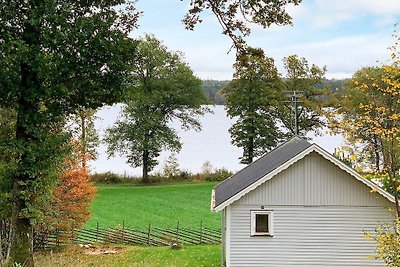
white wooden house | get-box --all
[211,137,396,267]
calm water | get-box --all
[90,105,344,176]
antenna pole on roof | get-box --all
[292,90,298,135]
[285,90,303,136]
[284,90,303,136]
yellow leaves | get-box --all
[365,219,400,265]
[391,113,399,120]
[363,231,372,239]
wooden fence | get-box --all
[33,222,221,250]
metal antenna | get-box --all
[285,90,303,136]
[292,91,299,135]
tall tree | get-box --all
[277,55,327,138]
[105,35,208,182]
[0,1,138,265]
[329,28,400,217]
[223,48,281,164]
[67,108,100,170]
[330,67,387,172]
[331,65,400,216]
[331,30,400,265]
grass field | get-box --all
[34,245,221,267]
[85,182,221,229]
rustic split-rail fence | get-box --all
[33,221,221,250]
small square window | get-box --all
[251,211,273,236]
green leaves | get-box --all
[105,35,208,181]
[183,0,302,52]
[224,50,327,164]
[0,0,139,262]
[276,55,327,138]
[0,0,139,114]
[224,48,281,164]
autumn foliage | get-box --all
[329,26,400,266]
[37,150,96,236]
[329,28,400,218]
[52,157,96,231]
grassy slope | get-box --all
[86,182,221,229]
[34,245,221,267]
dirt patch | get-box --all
[82,245,125,255]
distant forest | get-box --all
[201,79,347,105]
[201,80,229,105]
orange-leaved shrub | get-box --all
[36,150,96,240]
[51,156,96,231]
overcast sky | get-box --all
[131,0,400,80]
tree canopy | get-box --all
[223,48,281,164]
[105,35,208,182]
[184,0,302,51]
[331,65,400,214]
[276,55,327,138]
[0,0,138,264]
[329,32,400,218]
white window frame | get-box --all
[250,210,273,236]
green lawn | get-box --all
[86,182,221,229]
[34,245,221,267]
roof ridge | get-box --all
[213,136,311,191]
[213,141,396,211]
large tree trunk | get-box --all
[142,150,150,183]
[8,101,36,266]
[9,101,35,266]
[372,135,381,172]
[8,17,41,261]
[248,135,254,164]
[9,184,34,266]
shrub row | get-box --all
[90,168,232,184]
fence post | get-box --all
[96,222,99,244]
[175,221,180,244]
[147,224,151,245]
[56,229,60,247]
[199,221,203,245]
[122,220,125,244]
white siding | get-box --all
[238,152,390,207]
[226,152,395,267]
[228,206,393,266]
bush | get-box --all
[89,167,233,185]
[90,172,123,184]
[205,168,232,182]
[145,174,163,184]
[162,154,180,178]
[36,153,96,240]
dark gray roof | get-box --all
[213,136,312,208]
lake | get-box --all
[90,105,344,176]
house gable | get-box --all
[236,152,392,207]
[212,138,395,211]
